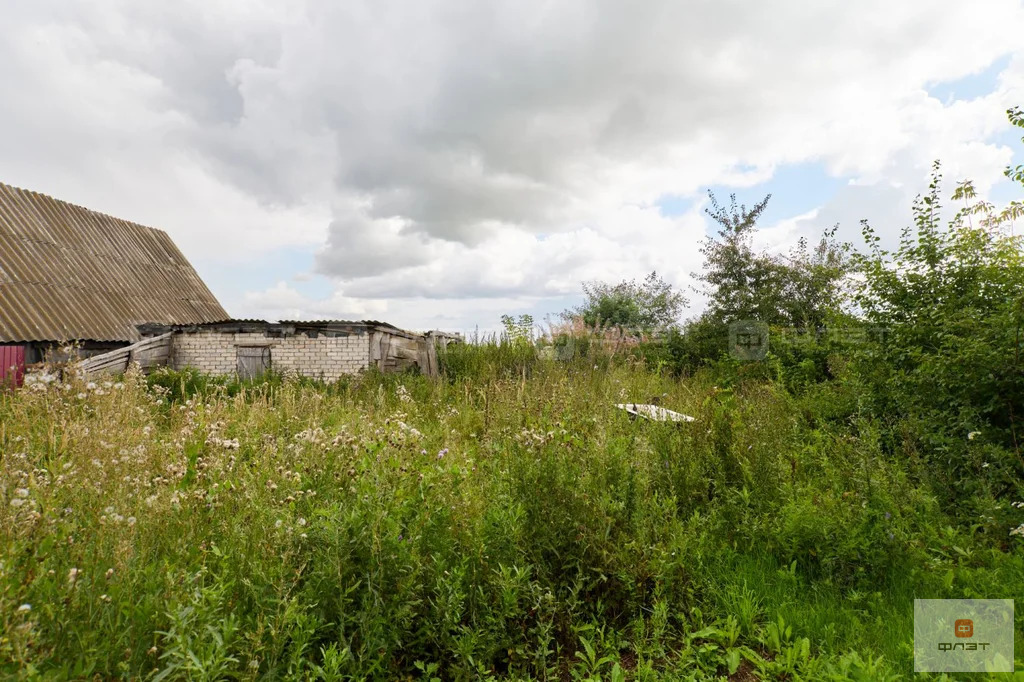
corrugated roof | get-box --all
[0,182,229,343]
[281,319,398,328]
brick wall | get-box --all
[171,331,370,381]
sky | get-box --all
[1,1,1023,335]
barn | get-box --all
[0,181,228,386]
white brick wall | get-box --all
[171,331,370,381]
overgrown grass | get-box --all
[1,352,1022,680]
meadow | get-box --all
[2,339,1022,680]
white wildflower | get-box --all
[968,431,981,440]
[1011,524,1024,538]
[68,568,80,584]
[86,382,97,391]
[274,519,283,528]
[14,488,29,498]
[17,604,31,613]
[10,498,25,508]
[297,517,307,527]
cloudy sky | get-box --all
[2,1,1023,333]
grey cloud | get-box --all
[315,214,433,278]
[1,0,1022,296]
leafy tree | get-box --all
[777,228,852,330]
[853,146,1024,500]
[500,314,535,343]
[693,192,782,324]
[566,271,686,330]
[694,192,850,329]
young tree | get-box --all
[692,192,782,324]
[694,191,850,328]
[565,271,687,331]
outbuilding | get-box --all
[80,320,460,380]
[0,182,228,386]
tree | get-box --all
[852,151,1024,499]
[693,191,850,329]
[565,271,687,331]
[692,192,781,324]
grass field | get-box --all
[1,346,1022,680]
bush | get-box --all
[852,163,1024,504]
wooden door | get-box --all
[237,346,270,381]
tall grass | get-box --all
[1,351,1021,680]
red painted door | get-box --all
[0,345,26,388]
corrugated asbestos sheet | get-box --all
[0,182,229,343]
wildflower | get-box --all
[86,382,97,391]
[297,517,307,527]
[100,594,111,603]
[968,431,981,440]
[1011,524,1024,538]
[126,516,136,527]
[1012,501,1024,509]
[275,519,283,528]
[105,568,114,580]
[147,647,158,656]
[437,448,448,460]
[982,462,991,468]
[14,488,29,498]
[10,499,25,508]
[68,568,80,584]
[17,603,31,613]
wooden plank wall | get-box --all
[79,333,173,377]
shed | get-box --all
[80,320,461,380]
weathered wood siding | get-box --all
[78,333,173,377]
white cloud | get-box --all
[1,0,1023,330]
